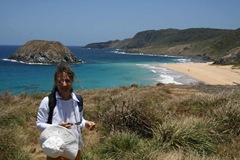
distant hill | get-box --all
[8,40,81,64]
[85,28,240,64]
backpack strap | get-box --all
[47,92,83,124]
[76,94,83,112]
[47,92,56,124]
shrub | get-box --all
[99,132,145,159]
[213,94,240,135]
[97,95,162,138]
[153,120,224,155]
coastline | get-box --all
[160,62,240,85]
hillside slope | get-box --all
[85,28,240,63]
[1,84,240,159]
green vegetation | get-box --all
[85,28,240,61]
[1,84,240,159]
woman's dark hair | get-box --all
[52,62,76,93]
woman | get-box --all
[36,63,95,160]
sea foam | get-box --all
[137,63,199,85]
[2,58,52,65]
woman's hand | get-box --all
[86,121,96,131]
[59,122,72,129]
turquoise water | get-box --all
[0,45,198,95]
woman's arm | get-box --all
[36,97,52,131]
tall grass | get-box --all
[0,92,43,160]
[1,84,240,159]
[153,120,223,155]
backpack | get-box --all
[47,92,83,124]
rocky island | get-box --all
[8,40,81,64]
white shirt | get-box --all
[36,92,86,149]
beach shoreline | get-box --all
[159,62,240,85]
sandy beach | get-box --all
[160,62,240,85]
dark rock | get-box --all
[8,40,80,64]
[214,47,240,64]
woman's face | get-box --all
[55,71,73,100]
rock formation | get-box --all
[214,47,240,65]
[8,40,80,64]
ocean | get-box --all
[0,45,199,95]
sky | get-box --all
[0,0,240,46]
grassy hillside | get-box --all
[125,28,230,48]
[1,83,240,159]
[85,28,240,61]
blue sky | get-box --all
[0,0,240,46]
